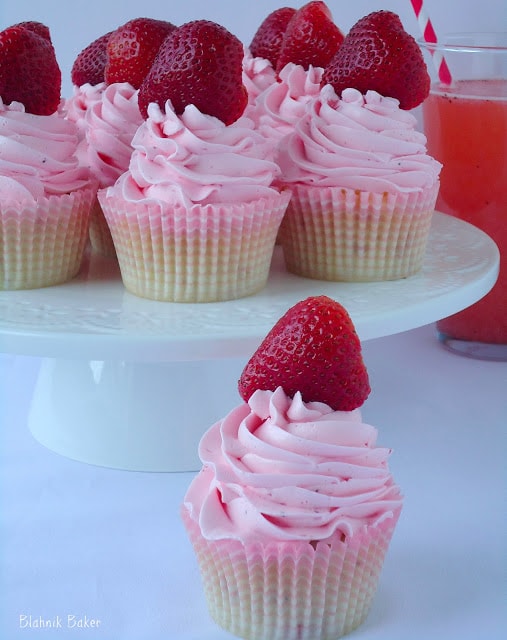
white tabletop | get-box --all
[1,323,506,639]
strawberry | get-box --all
[0,24,61,115]
[105,17,176,89]
[322,10,430,110]
[249,7,296,68]
[238,296,370,411]
[13,21,51,42]
[275,1,344,74]
[138,20,247,125]
[71,30,114,87]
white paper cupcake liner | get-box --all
[88,196,117,258]
[0,185,96,290]
[182,507,401,640]
[98,190,291,302]
[279,183,439,281]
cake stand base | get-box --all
[27,357,243,472]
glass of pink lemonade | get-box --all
[419,33,507,361]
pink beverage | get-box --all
[423,79,507,350]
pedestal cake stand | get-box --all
[0,213,500,471]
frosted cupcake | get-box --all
[99,19,290,303]
[66,82,143,256]
[99,101,289,302]
[182,295,403,640]
[67,23,161,257]
[277,85,441,281]
[0,23,95,290]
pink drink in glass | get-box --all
[423,79,507,346]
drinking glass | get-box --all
[419,33,507,361]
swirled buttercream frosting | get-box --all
[108,100,281,207]
[0,97,90,204]
[242,49,277,105]
[250,62,324,141]
[277,85,441,192]
[65,82,142,187]
[184,387,402,542]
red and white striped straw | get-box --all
[410,0,453,85]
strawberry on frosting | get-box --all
[184,296,402,544]
[0,22,90,205]
[0,22,61,116]
[323,10,430,110]
[239,296,370,411]
[138,20,247,125]
[105,18,176,89]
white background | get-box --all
[1,2,506,640]
[1,0,506,96]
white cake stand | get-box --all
[0,212,499,472]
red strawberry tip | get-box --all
[238,295,370,412]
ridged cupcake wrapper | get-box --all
[0,186,96,290]
[88,196,117,258]
[182,507,401,640]
[279,183,439,282]
[98,191,291,302]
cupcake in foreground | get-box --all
[277,10,442,282]
[67,19,174,256]
[0,22,95,290]
[182,295,403,640]
[99,20,290,303]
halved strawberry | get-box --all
[275,1,344,74]
[105,17,176,89]
[249,7,296,68]
[138,20,247,124]
[0,24,61,115]
[322,10,430,110]
[71,30,114,87]
[238,296,370,411]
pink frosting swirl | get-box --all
[84,83,142,187]
[0,98,90,204]
[242,49,277,105]
[250,62,324,141]
[184,387,402,542]
[65,83,142,188]
[277,85,441,193]
[65,82,105,138]
[109,100,281,207]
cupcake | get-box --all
[67,19,173,256]
[277,11,441,282]
[98,20,290,303]
[66,82,143,256]
[182,295,403,640]
[277,86,441,281]
[0,22,96,290]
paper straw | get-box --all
[410,0,453,85]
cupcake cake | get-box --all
[277,10,442,282]
[182,295,403,640]
[0,22,96,290]
[98,19,290,303]
[67,19,174,256]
